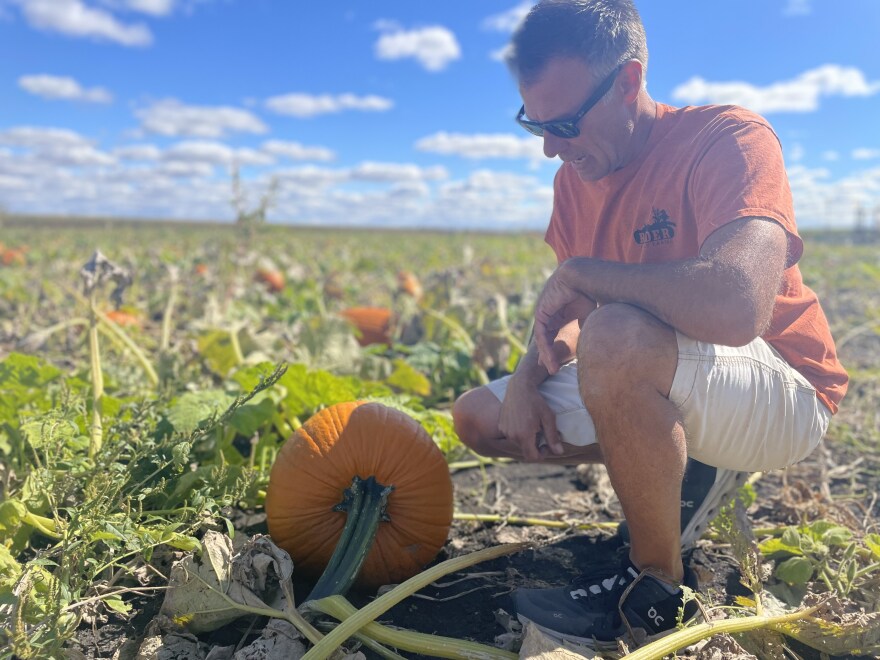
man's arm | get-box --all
[555,217,788,347]
[499,294,595,460]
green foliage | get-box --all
[758,521,877,603]
[2,222,877,656]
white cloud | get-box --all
[671,65,880,114]
[164,140,274,166]
[822,150,839,162]
[852,148,880,160]
[787,164,880,228]
[374,24,461,72]
[482,2,533,32]
[157,160,214,178]
[490,44,512,63]
[262,140,335,162]
[114,144,161,160]
[265,93,393,118]
[164,140,234,164]
[788,142,805,163]
[12,0,153,46]
[0,126,92,150]
[19,74,113,103]
[349,162,447,182]
[0,126,116,166]
[274,165,347,188]
[102,0,175,16]
[137,100,268,138]
[416,132,546,161]
[234,147,274,166]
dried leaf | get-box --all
[518,621,600,659]
[159,532,294,634]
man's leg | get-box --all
[576,303,685,580]
[453,386,603,465]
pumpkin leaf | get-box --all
[865,533,880,560]
[385,359,431,396]
[228,397,277,438]
[197,330,241,377]
[775,556,814,585]
[104,595,132,615]
[166,390,236,435]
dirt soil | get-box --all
[69,439,878,660]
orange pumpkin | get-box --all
[256,268,285,292]
[1,247,26,266]
[340,307,394,346]
[265,401,453,592]
[105,309,142,328]
[397,270,423,300]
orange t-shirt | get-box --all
[544,103,847,414]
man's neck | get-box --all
[621,93,657,167]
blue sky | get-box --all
[1,0,878,230]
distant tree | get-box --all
[230,163,279,241]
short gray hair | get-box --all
[506,0,648,86]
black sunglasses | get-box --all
[516,63,623,139]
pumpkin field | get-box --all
[1,216,879,659]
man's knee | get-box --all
[452,387,500,455]
[577,303,677,397]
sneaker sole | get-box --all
[517,612,697,651]
[680,469,749,548]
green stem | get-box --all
[307,476,394,602]
[623,604,822,659]
[88,293,104,459]
[23,511,63,539]
[229,324,245,365]
[98,309,159,387]
[301,542,527,660]
[160,269,178,352]
[312,595,517,660]
[454,512,619,531]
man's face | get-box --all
[519,57,630,182]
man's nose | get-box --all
[543,132,564,159]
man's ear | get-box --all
[618,60,643,104]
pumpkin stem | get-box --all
[307,475,394,602]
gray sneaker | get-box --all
[617,458,749,549]
[513,556,701,649]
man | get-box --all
[452,0,847,649]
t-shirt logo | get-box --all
[634,208,676,246]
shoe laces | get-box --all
[567,558,639,605]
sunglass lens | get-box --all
[548,124,578,138]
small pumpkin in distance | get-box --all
[105,309,142,328]
[339,307,394,346]
[255,268,285,292]
[396,270,423,301]
[265,401,453,592]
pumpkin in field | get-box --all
[265,401,453,598]
[255,268,285,293]
[396,270,423,301]
[1,246,27,266]
[105,309,142,328]
[339,307,393,346]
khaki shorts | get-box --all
[486,332,832,472]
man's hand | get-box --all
[534,265,596,374]
[498,376,562,460]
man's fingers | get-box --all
[539,403,563,455]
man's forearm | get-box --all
[559,256,771,346]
